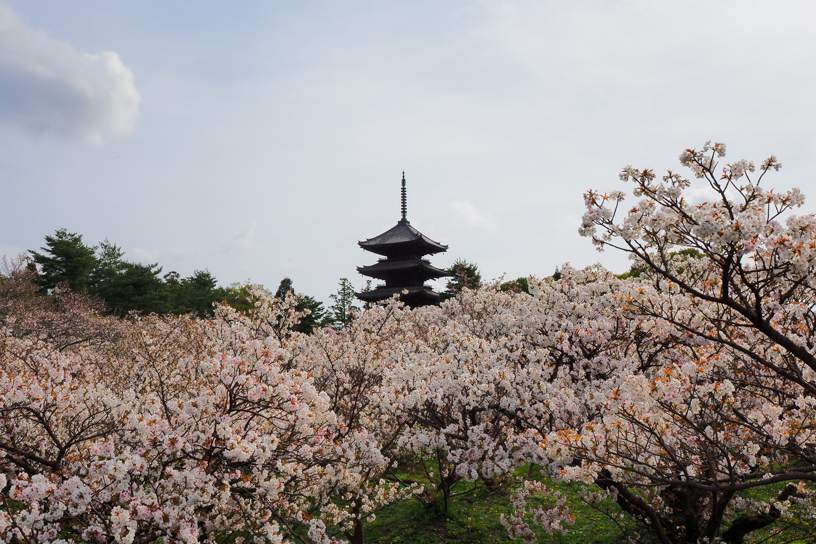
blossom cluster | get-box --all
[1,143,816,543]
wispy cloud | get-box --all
[221,222,257,253]
[426,278,448,293]
[0,3,140,143]
[167,246,199,258]
[130,248,158,264]
[450,200,497,233]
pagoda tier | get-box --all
[359,220,448,258]
[357,257,448,282]
[356,285,442,307]
[356,173,450,308]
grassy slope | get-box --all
[363,480,626,544]
[362,477,809,544]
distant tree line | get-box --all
[23,229,359,333]
[443,258,540,298]
[28,229,225,317]
[22,229,564,331]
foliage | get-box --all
[614,263,645,279]
[178,269,224,317]
[89,239,127,292]
[0,287,415,544]
[0,255,41,318]
[1,254,118,349]
[499,277,530,294]
[364,476,626,544]
[29,232,227,317]
[28,228,97,292]
[578,141,814,543]
[329,277,359,329]
[442,259,481,300]
[101,261,167,314]
[275,277,329,334]
[221,281,274,314]
[360,279,374,311]
[4,142,816,544]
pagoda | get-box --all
[356,173,450,308]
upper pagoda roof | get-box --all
[359,220,448,257]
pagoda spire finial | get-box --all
[400,171,407,222]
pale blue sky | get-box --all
[2,1,816,302]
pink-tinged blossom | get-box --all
[2,145,816,542]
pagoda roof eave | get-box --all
[357,259,450,280]
[358,240,447,257]
[355,285,441,302]
[359,220,447,255]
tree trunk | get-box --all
[721,484,798,544]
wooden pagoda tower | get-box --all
[356,173,450,308]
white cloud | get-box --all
[167,246,199,258]
[0,3,140,143]
[450,200,497,233]
[221,222,257,253]
[426,278,448,292]
[130,248,158,264]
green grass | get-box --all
[362,475,816,544]
[363,478,626,544]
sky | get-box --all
[2,1,816,303]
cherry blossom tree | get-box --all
[224,292,422,544]
[4,141,816,544]
[570,141,816,543]
[1,254,117,349]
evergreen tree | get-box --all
[441,258,481,300]
[183,269,222,317]
[499,277,530,294]
[275,277,328,334]
[275,278,295,300]
[360,279,373,310]
[89,240,128,310]
[100,262,167,315]
[328,278,359,329]
[294,295,328,334]
[162,271,187,314]
[31,230,228,317]
[29,229,98,292]
[222,282,263,314]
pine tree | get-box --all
[275,277,328,334]
[29,229,98,292]
[328,278,359,329]
[441,258,481,300]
